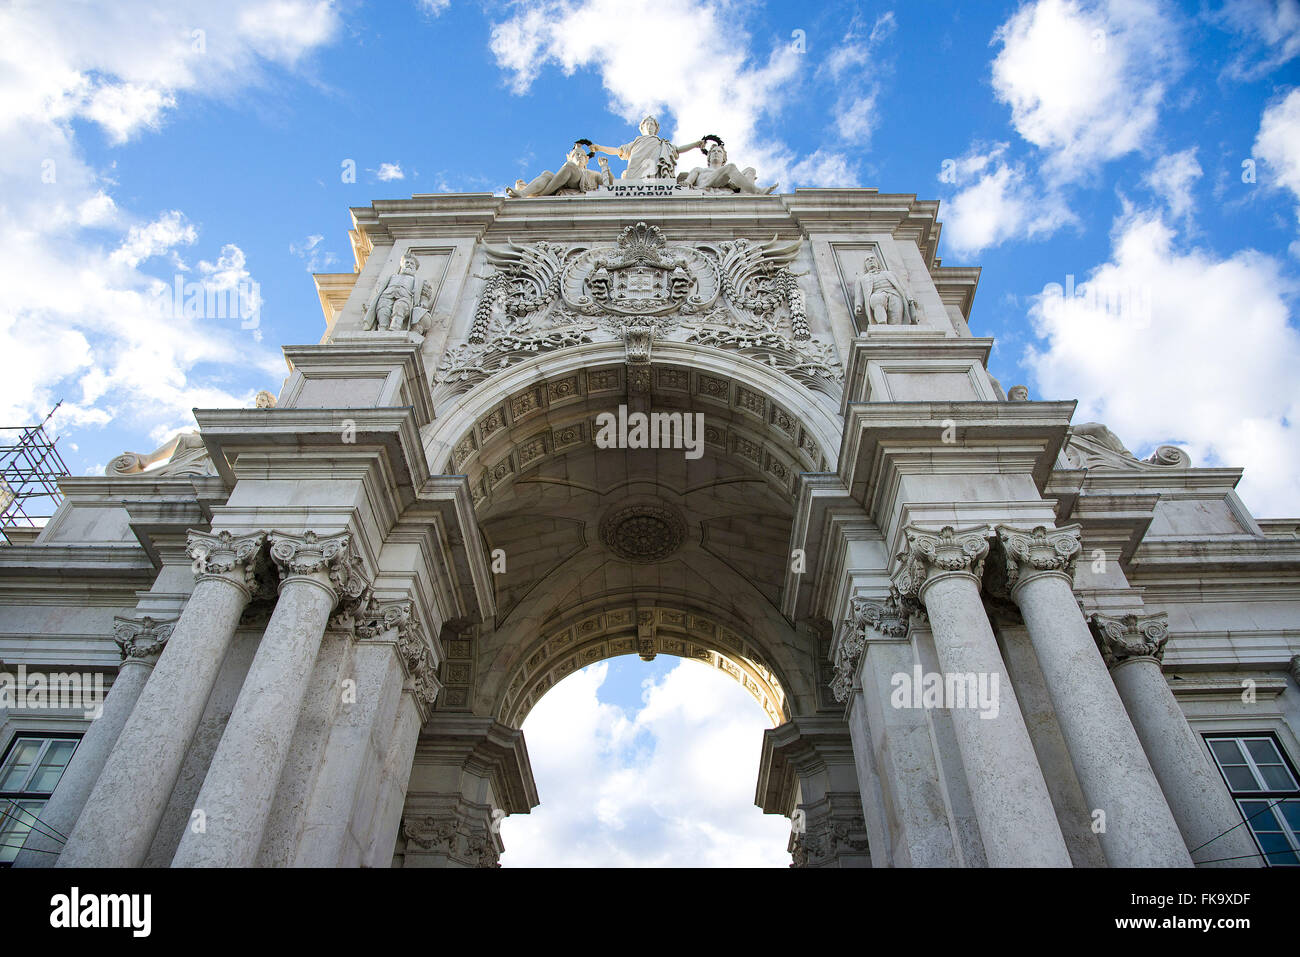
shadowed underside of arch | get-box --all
[497,602,791,728]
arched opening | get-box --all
[496,654,793,867]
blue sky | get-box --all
[2,0,1299,865]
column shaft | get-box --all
[1012,571,1191,866]
[922,572,1072,866]
[57,545,258,869]
[170,576,337,867]
[13,622,166,868]
[1110,655,1262,867]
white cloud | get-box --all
[1144,147,1202,222]
[824,12,897,145]
[376,162,406,182]
[1024,210,1300,517]
[1254,87,1300,228]
[488,0,831,188]
[0,2,337,447]
[498,658,792,867]
[940,144,1076,256]
[1212,0,1300,81]
[990,0,1182,182]
[418,0,451,15]
[290,233,338,272]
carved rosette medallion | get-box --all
[1087,612,1170,667]
[598,503,687,564]
[112,616,176,661]
[893,525,992,603]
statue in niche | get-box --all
[590,115,703,180]
[852,254,918,326]
[507,140,612,198]
[367,252,433,332]
[678,136,777,194]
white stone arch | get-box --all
[495,600,795,729]
[424,339,844,510]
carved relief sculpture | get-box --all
[852,254,918,326]
[364,252,433,333]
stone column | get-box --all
[293,599,441,867]
[831,594,959,866]
[171,530,369,868]
[893,524,1070,867]
[997,524,1192,867]
[1091,612,1262,867]
[14,617,174,868]
[57,531,265,868]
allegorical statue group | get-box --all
[507,115,778,198]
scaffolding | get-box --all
[0,404,69,544]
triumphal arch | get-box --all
[5,122,1300,868]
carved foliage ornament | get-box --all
[268,530,371,606]
[402,815,500,868]
[112,616,176,660]
[893,525,991,601]
[830,592,910,703]
[187,530,266,591]
[995,524,1082,590]
[1088,612,1170,667]
[354,598,442,712]
[438,225,834,394]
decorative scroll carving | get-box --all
[893,525,992,602]
[830,592,910,703]
[995,524,1082,590]
[1088,612,1170,667]
[187,530,266,591]
[108,431,217,478]
[791,815,870,868]
[402,815,500,868]
[355,598,442,717]
[112,615,175,660]
[1062,424,1193,471]
[267,530,371,607]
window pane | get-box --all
[0,799,43,865]
[1280,800,1300,834]
[1244,738,1282,765]
[0,740,42,791]
[1209,739,1245,765]
[1224,765,1260,791]
[1259,763,1299,792]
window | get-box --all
[1205,733,1300,867]
[0,734,80,866]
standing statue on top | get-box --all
[852,254,919,326]
[678,135,777,194]
[590,115,703,180]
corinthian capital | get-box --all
[1088,612,1169,667]
[355,597,442,717]
[995,524,1082,591]
[831,592,911,703]
[112,615,176,660]
[268,530,371,605]
[187,529,267,592]
[893,524,991,601]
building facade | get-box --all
[3,141,1299,867]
